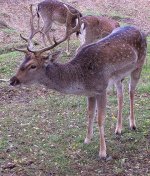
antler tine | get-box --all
[29,4,42,39]
[27,4,42,49]
[28,4,36,49]
[17,5,35,50]
[14,47,28,54]
[14,34,29,53]
[27,36,59,55]
[20,34,28,42]
[14,4,42,54]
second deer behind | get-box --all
[77,15,120,50]
[34,0,82,53]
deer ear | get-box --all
[48,50,62,63]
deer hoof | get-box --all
[99,151,107,160]
[65,51,70,56]
[115,128,122,135]
[130,125,136,131]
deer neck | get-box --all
[39,62,85,94]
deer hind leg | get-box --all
[66,37,70,55]
[84,97,96,144]
[129,68,142,130]
[42,22,53,46]
[96,92,107,158]
[115,81,124,134]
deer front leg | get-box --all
[115,81,124,134]
[66,37,70,55]
[96,92,107,159]
[129,89,136,130]
[45,32,54,45]
[42,22,53,46]
[129,69,141,130]
[41,32,51,46]
[84,96,96,144]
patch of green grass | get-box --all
[147,37,150,50]
[0,51,20,61]
[0,137,8,150]
[1,28,16,34]
[0,51,22,77]
[83,9,100,16]
[137,81,150,93]
[108,11,126,19]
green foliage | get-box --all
[1,28,16,34]
[0,51,22,77]
[83,9,100,16]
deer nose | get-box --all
[10,76,20,86]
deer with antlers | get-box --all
[28,0,82,53]
[10,5,147,158]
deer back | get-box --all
[78,15,120,46]
[74,26,146,88]
[37,0,82,27]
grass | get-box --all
[0,38,150,176]
[1,28,16,34]
[83,9,101,16]
[0,51,22,77]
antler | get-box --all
[13,34,29,53]
[18,5,42,50]
[27,4,81,55]
[27,4,43,49]
[14,48,28,53]
[29,4,43,40]
[14,4,44,53]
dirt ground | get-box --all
[0,0,150,44]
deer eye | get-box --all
[30,65,37,69]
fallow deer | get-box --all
[10,20,147,158]
[29,0,82,53]
[77,15,120,50]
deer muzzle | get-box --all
[10,76,20,86]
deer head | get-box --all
[10,4,81,86]
[10,49,61,86]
